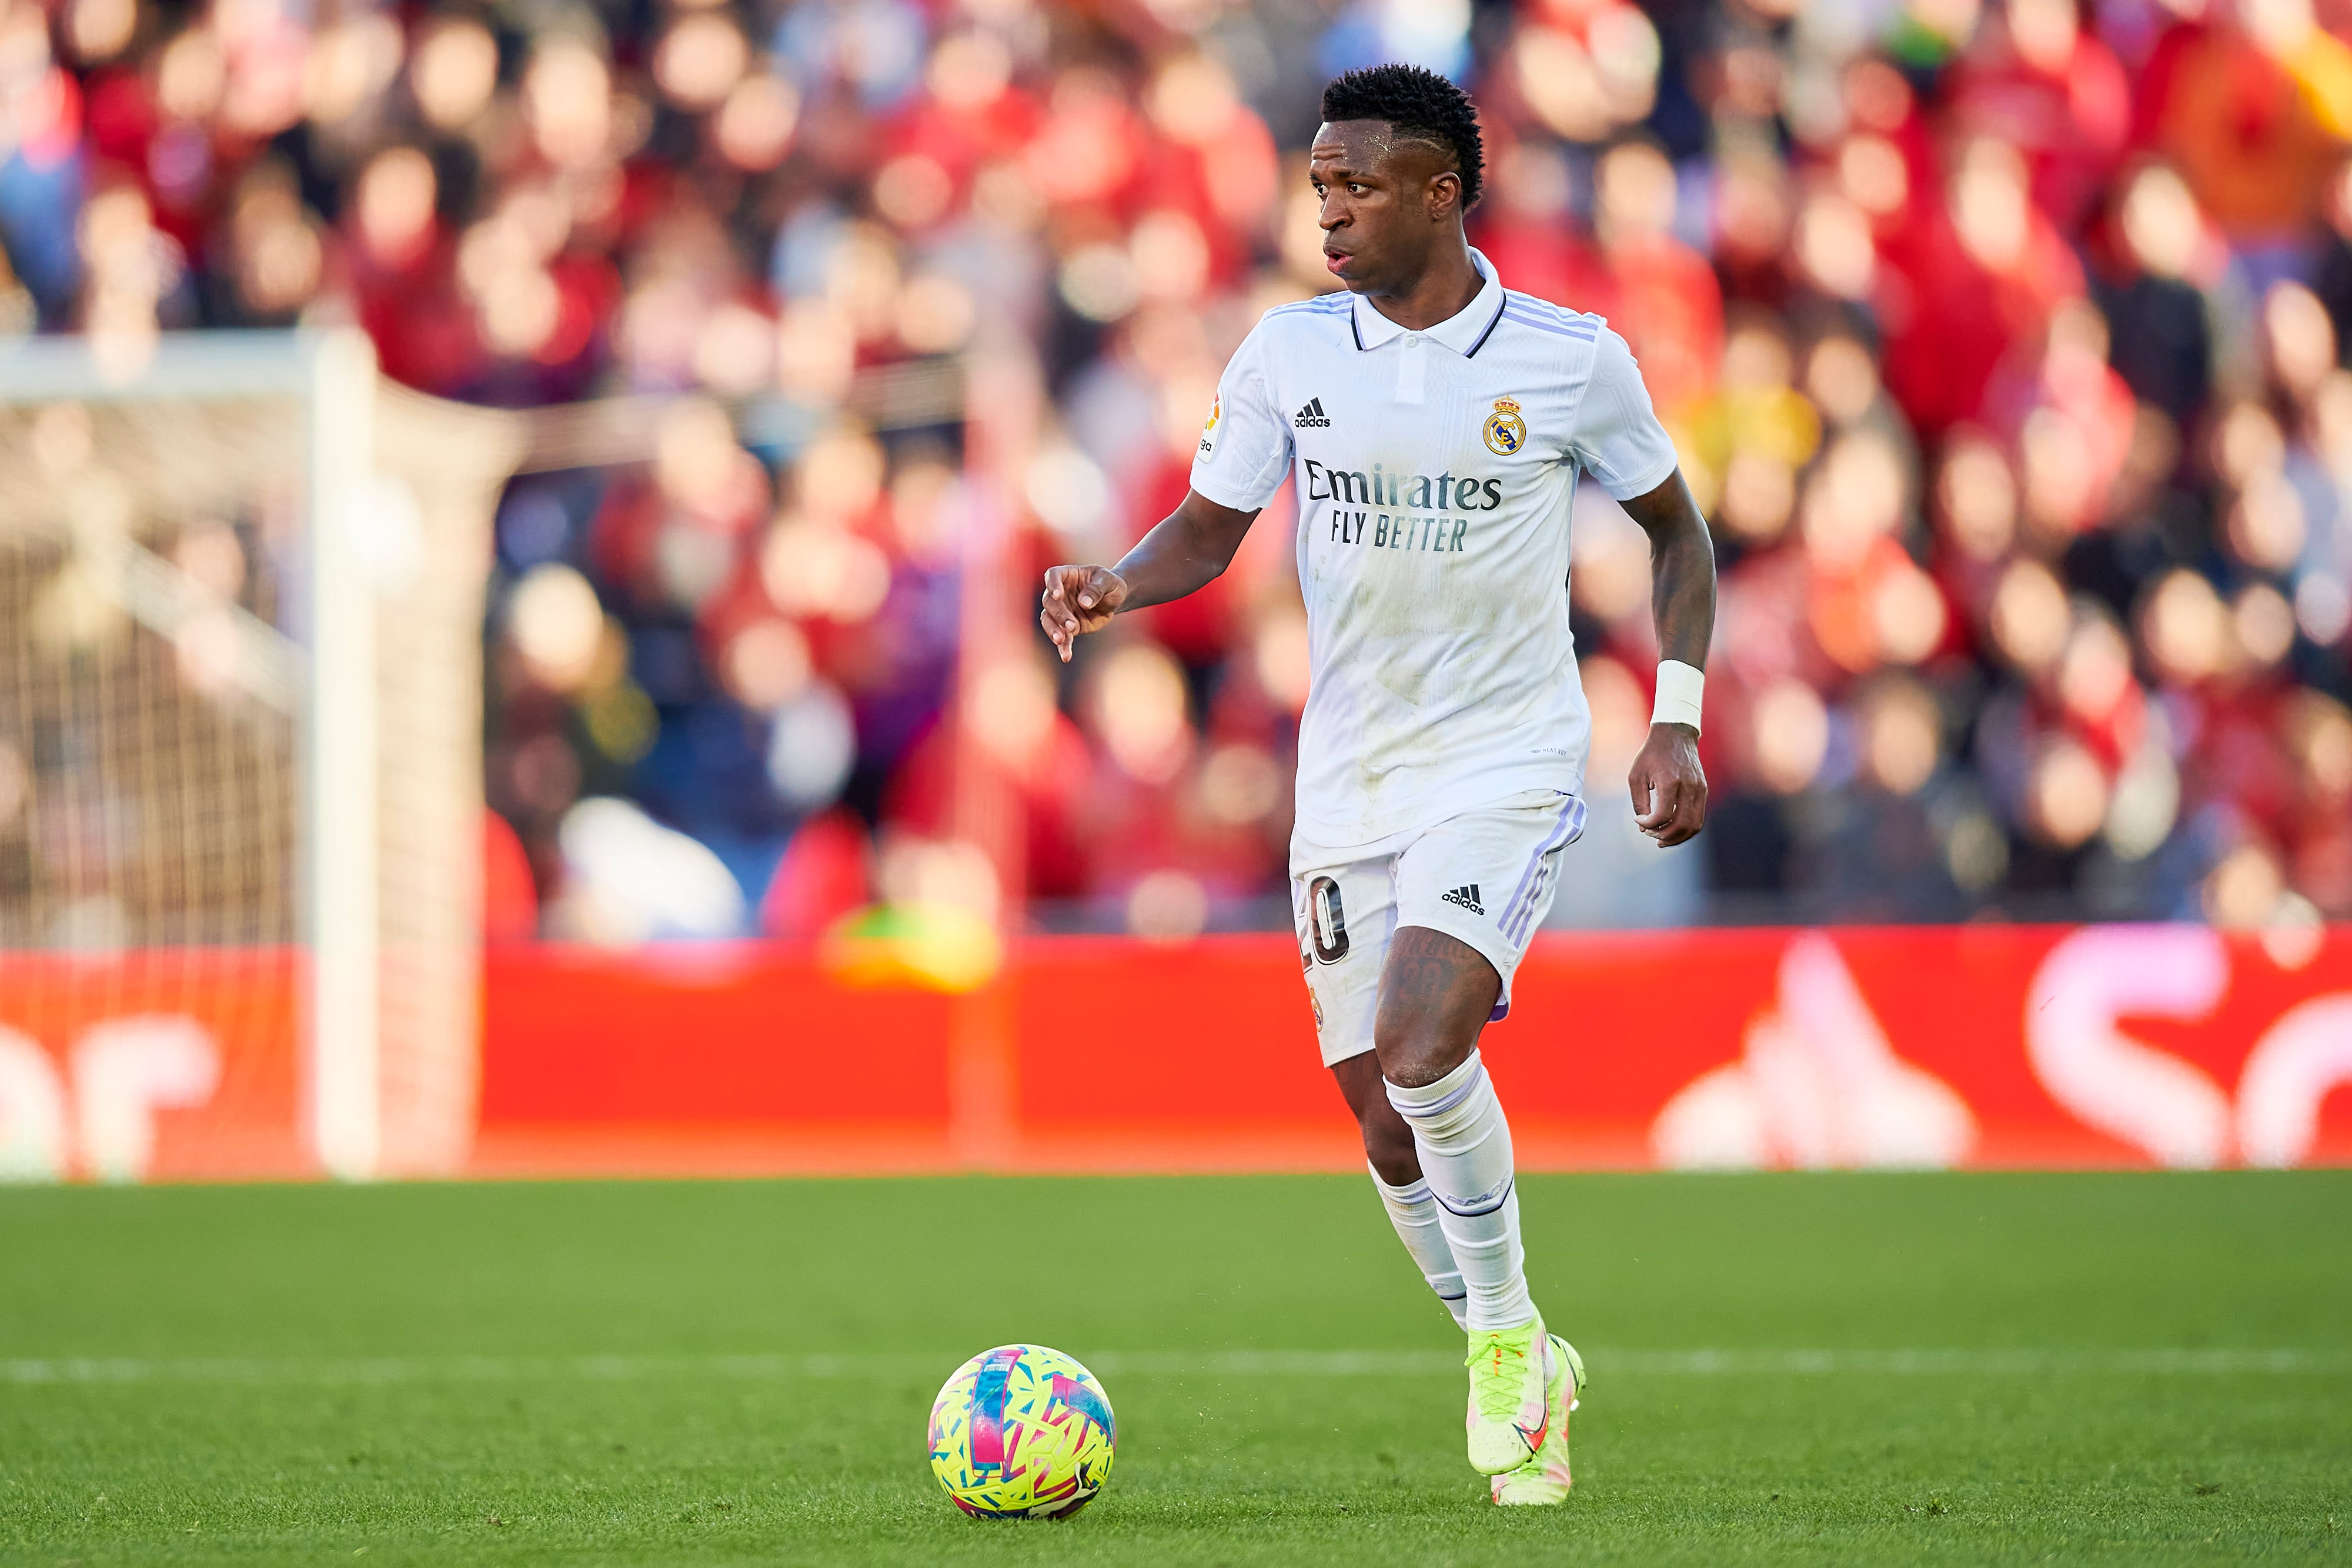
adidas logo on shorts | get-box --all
[1294,397,1331,428]
[1441,884,1484,915]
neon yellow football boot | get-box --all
[1463,1316,1557,1475]
[1491,1333,1583,1505]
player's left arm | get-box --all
[1618,472,1715,847]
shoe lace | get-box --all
[1467,1331,1531,1422]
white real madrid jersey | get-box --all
[1189,249,1680,856]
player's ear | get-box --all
[1426,168,1461,223]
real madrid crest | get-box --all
[1483,396,1526,457]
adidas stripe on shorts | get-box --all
[1291,790,1587,1068]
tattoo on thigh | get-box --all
[1379,927,1500,1018]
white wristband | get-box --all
[1652,660,1704,733]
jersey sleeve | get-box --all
[1566,326,1682,501]
[1188,323,1292,511]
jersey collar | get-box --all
[1347,247,1508,357]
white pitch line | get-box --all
[3,1348,2347,1386]
[1101,1349,2352,1376]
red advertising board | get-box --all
[1,927,2346,1181]
[0,948,305,1182]
[472,925,2352,1177]
[472,942,960,1176]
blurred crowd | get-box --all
[9,0,2352,940]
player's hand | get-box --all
[1040,565,1127,662]
[1631,723,1707,847]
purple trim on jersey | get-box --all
[1502,306,1599,342]
[1268,296,1352,317]
[1267,296,1354,351]
[1464,292,1511,358]
[1503,293,1601,330]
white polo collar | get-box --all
[1348,247,1508,357]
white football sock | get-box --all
[1385,1050,1535,1332]
[1369,1164,1471,1328]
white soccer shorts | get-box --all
[1291,790,1588,1067]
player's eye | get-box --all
[1348,183,1368,195]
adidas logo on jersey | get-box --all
[1441,884,1484,915]
[1294,397,1331,428]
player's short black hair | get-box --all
[1319,64,1485,209]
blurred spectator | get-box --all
[1950,0,2130,229]
[18,0,2352,937]
[2135,0,2352,252]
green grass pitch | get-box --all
[3,1172,2349,1566]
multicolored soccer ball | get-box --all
[928,1344,1115,1519]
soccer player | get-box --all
[1039,64,1715,1506]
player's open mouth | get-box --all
[1324,249,1352,274]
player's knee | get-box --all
[1373,1012,1461,1089]
[1371,929,1495,1087]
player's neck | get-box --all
[1361,239,1483,332]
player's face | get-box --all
[1310,121,1459,295]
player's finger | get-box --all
[1040,597,1074,655]
[1633,774,1672,829]
[1043,575,1080,626]
[1658,784,1706,845]
[1643,780,1683,837]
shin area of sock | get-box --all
[1385,1052,1533,1331]
[1369,1164,1470,1324]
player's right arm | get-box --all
[1041,316,1292,662]
[1040,492,1259,663]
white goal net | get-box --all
[0,331,520,1180]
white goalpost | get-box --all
[0,330,523,1179]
